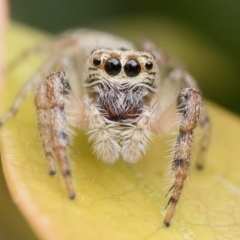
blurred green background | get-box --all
[10,0,240,114]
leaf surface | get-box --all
[0,22,240,240]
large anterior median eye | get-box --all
[104,58,122,76]
[124,59,141,77]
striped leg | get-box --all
[35,71,75,199]
[164,87,201,227]
[167,69,211,169]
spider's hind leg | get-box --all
[196,107,211,169]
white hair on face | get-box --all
[94,80,149,122]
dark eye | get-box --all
[93,57,101,66]
[124,59,141,77]
[145,61,153,70]
[104,58,122,76]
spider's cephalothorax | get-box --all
[83,49,160,165]
[85,49,157,122]
[0,29,211,227]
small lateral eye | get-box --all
[93,57,101,66]
[104,58,122,76]
[145,61,153,70]
[124,59,141,77]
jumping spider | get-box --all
[0,29,211,227]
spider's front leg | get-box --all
[164,87,201,227]
[35,71,75,199]
[168,69,211,169]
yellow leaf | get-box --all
[1,22,240,240]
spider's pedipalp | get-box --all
[84,97,121,164]
[121,100,158,163]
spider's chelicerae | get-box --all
[0,29,211,227]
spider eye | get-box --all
[104,58,122,76]
[124,59,141,77]
[145,61,153,70]
[93,57,101,66]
